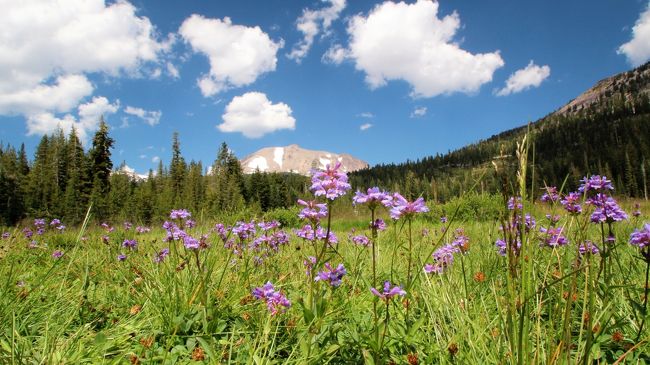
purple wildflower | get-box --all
[36,228,44,235]
[561,192,583,214]
[579,175,614,194]
[424,244,460,274]
[1,232,9,239]
[123,222,133,231]
[101,222,114,232]
[545,214,561,224]
[579,241,600,256]
[259,221,280,231]
[232,221,256,241]
[389,193,429,220]
[252,282,291,315]
[154,248,170,263]
[351,234,370,247]
[310,162,351,200]
[170,209,192,220]
[370,280,406,302]
[117,254,127,261]
[588,194,628,223]
[629,224,650,249]
[507,197,523,211]
[294,225,337,243]
[540,186,560,203]
[183,235,200,250]
[452,228,470,252]
[496,238,521,256]
[539,226,569,247]
[370,218,386,231]
[50,219,61,226]
[297,199,328,222]
[34,219,46,228]
[135,226,150,234]
[56,225,65,231]
[633,203,641,218]
[440,216,448,224]
[22,228,33,239]
[314,262,347,287]
[185,219,196,229]
[52,250,64,259]
[213,223,229,241]
[352,187,393,208]
[122,239,137,249]
[101,235,109,244]
[28,240,38,248]
[303,256,317,276]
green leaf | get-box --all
[196,337,217,360]
[94,332,107,346]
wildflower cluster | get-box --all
[310,162,351,200]
[218,220,289,265]
[294,225,337,244]
[352,187,393,209]
[424,244,460,274]
[164,209,204,250]
[539,226,569,247]
[314,262,347,287]
[540,186,560,203]
[389,193,429,220]
[579,241,600,256]
[629,223,650,259]
[252,282,291,315]
[297,199,327,222]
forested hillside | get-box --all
[350,62,650,202]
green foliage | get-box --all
[263,207,301,228]
[438,192,502,222]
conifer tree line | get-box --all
[0,122,309,226]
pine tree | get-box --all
[169,132,187,205]
[88,118,114,220]
[63,127,88,223]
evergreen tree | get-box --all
[88,118,114,220]
[169,132,187,205]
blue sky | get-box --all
[1,0,649,175]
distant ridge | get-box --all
[240,144,368,175]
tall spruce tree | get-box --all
[169,132,187,205]
[88,118,114,220]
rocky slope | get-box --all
[241,144,368,175]
[555,61,650,115]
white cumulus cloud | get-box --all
[343,0,504,98]
[179,15,283,97]
[0,74,93,116]
[124,106,162,126]
[26,96,119,142]
[0,0,169,134]
[219,92,296,138]
[410,106,427,118]
[360,123,373,131]
[496,61,551,96]
[289,0,347,62]
[618,4,650,66]
[322,44,349,65]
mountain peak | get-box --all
[241,145,368,175]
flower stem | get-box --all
[406,218,413,324]
[636,252,650,342]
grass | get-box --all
[0,200,649,364]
